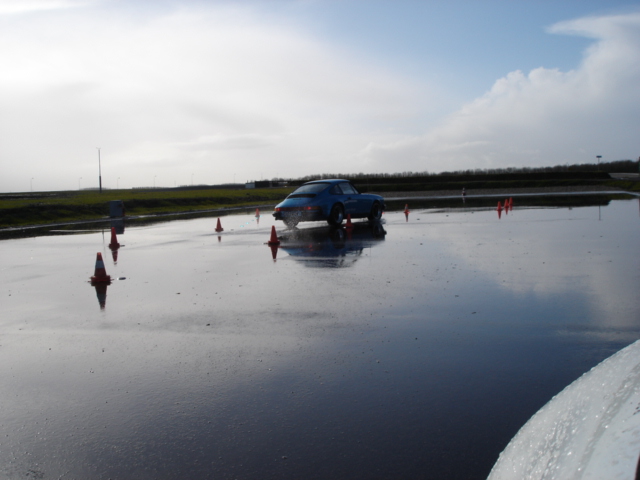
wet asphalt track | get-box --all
[1,199,639,479]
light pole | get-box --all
[97,148,102,193]
[154,175,157,188]
[191,173,194,186]
[596,155,602,170]
[79,177,82,190]
[31,177,34,192]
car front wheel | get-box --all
[368,202,382,222]
[327,204,344,226]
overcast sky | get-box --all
[1,0,639,192]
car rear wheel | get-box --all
[368,202,382,222]
[328,204,344,226]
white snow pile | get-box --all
[488,339,640,479]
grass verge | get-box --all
[0,187,293,228]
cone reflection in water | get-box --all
[90,252,111,284]
[108,227,120,264]
[108,227,120,249]
[215,218,224,232]
[405,211,409,222]
[269,244,278,261]
[497,208,502,219]
[94,283,108,310]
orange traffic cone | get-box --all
[404,204,410,214]
[267,225,280,246]
[255,208,260,218]
[90,252,112,284]
[108,227,120,249]
[497,201,503,211]
[215,218,224,233]
[345,214,353,229]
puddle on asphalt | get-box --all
[0,197,639,479]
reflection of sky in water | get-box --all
[408,200,639,333]
[0,199,638,479]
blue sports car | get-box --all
[273,179,386,228]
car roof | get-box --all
[303,179,349,185]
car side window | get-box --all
[340,183,357,195]
[329,184,343,195]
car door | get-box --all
[347,183,372,215]
[338,182,363,217]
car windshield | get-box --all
[292,183,330,194]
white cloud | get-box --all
[361,12,640,173]
[0,3,425,190]
[1,5,638,192]
[0,0,91,15]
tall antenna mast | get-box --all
[97,147,102,193]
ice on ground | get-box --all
[488,340,640,480]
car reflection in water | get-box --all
[277,222,386,268]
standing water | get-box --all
[0,197,638,479]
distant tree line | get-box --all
[269,159,638,184]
